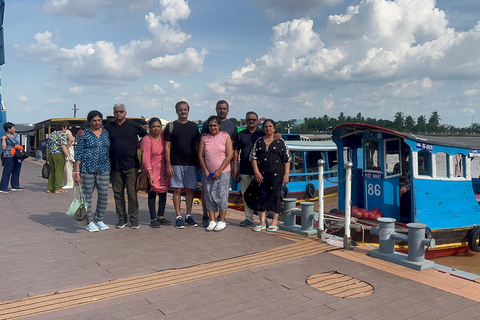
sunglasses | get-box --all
[114,110,125,114]
[246,118,257,122]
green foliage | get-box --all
[293,111,479,134]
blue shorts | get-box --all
[170,165,198,190]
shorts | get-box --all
[170,165,198,190]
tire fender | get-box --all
[468,226,480,252]
[305,182,316,198]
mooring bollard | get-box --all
[282,198,297,228]
[407,223,435,263]
[370,217,435,271]
[300,202,315,232]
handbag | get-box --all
[136,169,149,192]
[42,162,50,179]
[66,183,89,226]
[6,136,28,160]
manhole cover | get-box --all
[306,270,374,298]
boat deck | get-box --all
[1,159,480,319]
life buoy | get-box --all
[281,185,289,200]
[467,226,480,252]
[305,182,316,198]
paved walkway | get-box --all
[1,159,480,319]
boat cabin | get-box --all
[332,123,480,230]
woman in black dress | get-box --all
[247,119,291,232]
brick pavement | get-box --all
[1,159,480,319]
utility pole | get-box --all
[72,103,79,118]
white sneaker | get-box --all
[86,221,99,232]
[214,221,226,232]
[62,185,74,190]
[206,221,216,231]
[96,221,109,230]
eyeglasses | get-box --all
[246,119,257,122]
[114,110,125,114]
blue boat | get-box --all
[331,123,480,258]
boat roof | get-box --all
[286,140,337,151]
[332,123,480,150]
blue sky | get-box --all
[3,0,480,127]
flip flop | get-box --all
[252,225,266,232]
[267,226,279,232]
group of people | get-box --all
[1,100,292,234]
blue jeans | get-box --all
[0,157,22,191]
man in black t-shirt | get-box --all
[164,101,200,229]
[105,103,146,229]
[233,111,265,227]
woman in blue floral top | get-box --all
[46,121,73,193]
[74,110,111,232]
[0,122,24,193]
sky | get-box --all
[3,0,480,128]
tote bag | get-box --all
[66,183,88,226]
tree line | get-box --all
[259,111,480,134]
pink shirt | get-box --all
[202,131,230,174]
[139,132,170,193]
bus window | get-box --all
[365,138,380,171]
[455,153,465,177]
[436,152,449,178]
[418,150,432,176]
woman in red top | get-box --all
[140,118,172,228]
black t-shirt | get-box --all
[235,128,265,175]
[104,119,146,171]
[164,120,200,166]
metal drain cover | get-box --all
[306,270,374,298]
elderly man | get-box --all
[164,101,200,229]
[105,103,147,229]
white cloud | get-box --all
[18,95,28,102]
[69,86,83,94]
[148,48,208,75]
[158,0,191,24]
[380,78,438,99]
[17,0,205,85]
[321,94,335,111]
[214,0,480,119]
[169,80,180,90]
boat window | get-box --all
[365,138,381,171]
[454,153,465,177]
[385,139,401,177]
[290,151,305,182]
[435,152,448,178]
[418,150,432,176]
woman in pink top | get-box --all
[140,118,172,228]
[199,115,233,231]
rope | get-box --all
[322,174,346,184]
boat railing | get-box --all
[289,169,337,181]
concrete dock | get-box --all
[1,159,480,319]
